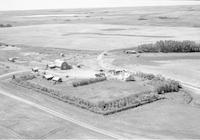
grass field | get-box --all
[1,5,200,50]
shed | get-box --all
[43,74,54,80]
[55,59,72,70]
[124,50,137,54]
[32,67,39,72]
[48,64,56,69]
[8,57,17,62]
[52,77,62,82]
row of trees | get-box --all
[137,40,200,53]
[72,77,107,87]
[11,75,162,115]
[133,72,181,94]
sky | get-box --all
[0,0,200,11]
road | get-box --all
[0,70,125,139]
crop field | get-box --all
[1,5,200,50]
[0,24,200,50]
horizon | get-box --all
[1,0,200,11]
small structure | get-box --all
[48,64,56,69]
[99,69,104,72]
[124,50,137,54]
[52,77,62,82]
[125,74,135,81]
[60,53,65,57]
[8,57,17,62]
[43,74,54,80]
[32,67,39,72]
[77,64,84,68]
[55,59,72,70]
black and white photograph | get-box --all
[0,0,200,139]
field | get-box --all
[1,6,200,50]
[0,4,200,139]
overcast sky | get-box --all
[0,0,200,11]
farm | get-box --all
[0,4,200,139]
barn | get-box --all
[55,59,72,70]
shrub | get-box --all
[150,78,181,94]
[137,40,200,53]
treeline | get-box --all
[73,77,106,87]
[134,72,181,94]
[137,40,200,53]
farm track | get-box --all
[0,70,126,139]
[63,32,173,38]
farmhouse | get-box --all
[55,59,72,70]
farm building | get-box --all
[124,50,137,54]
[8,57,17,62]
[32,67,39,72]
[52,77,62,82]
[48,64,56,69]
[43,74,54,80]
[55,59,72,70]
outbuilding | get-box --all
[48,64,56,69]
[55,59,72,70]
[32,67,39,72]
[124,50,137,54]
[8,57,17,62]
[43,74,54,80]
[52,77,62,82]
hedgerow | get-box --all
[72,77,107,87]
[10,74,162,115]
[137,40,200,53]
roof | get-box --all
[125,50,137,54]
[48,64,56,68]
[32,67,39,70]
[55,59,66,67]
[52,77,62,81]
[44,74,54,79]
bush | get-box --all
[150,78,181,94]
[137,40,200,53]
